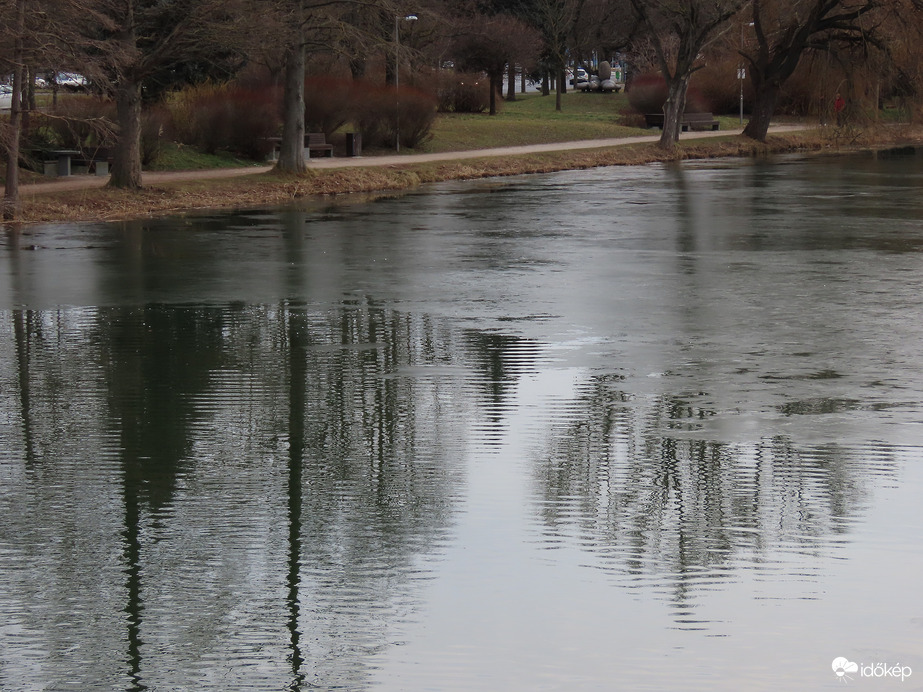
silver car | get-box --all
[0,84,12,110]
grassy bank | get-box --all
[416,91,758,153]
[9,91,923,224]
[419,91,641,152]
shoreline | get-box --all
[8,124,923,225]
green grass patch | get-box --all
[415,91,647,154]
[147,142,264,171]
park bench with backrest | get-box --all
[266,133,335,161]
[306,133,334,157]
[644,112,720,132]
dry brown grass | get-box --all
[10,126,923,225]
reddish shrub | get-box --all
[627,74,668,114]
[426,70,490,113]
[353,82,437,149]
[453,76,491,113]
[396,87,438,147]
[141,105,171,166]
[224,88,280,159]
[304,77,358,137]
[626,72,710,114]
[167,83,281,160]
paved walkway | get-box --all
[20,125,808,196]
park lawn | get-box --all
[147,142,265,171]
[418,90,646,153]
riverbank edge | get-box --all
[10,125,923,225]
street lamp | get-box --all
[395,13,418,152]
[739,22,754,124]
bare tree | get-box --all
[741,0,890,141]
[570,0,635,69]
[276,1,310,174]
[1,0,59,219]
[62,0,249,189]
[1,0,26,220]
[534,0,580,111]
[879,0,923,120]
[272,0,400,173]
[506,24,541,100]
[453,13,537,114]
[629,0,748,146]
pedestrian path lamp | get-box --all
[738,66,746,124]
[395,13,418,152]
[739,22,754,124]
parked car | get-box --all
[569,67,589,86]
[0,84,12,110]
[53,72,88,91]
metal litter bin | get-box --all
[346,132,362,157]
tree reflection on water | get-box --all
[529,373,893,626]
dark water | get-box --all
[2,150,923,691]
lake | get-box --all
[1,149,922,691]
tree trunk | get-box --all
[348,55,366,80]
[488,72,500,115]
[743,80,781,142]
[22,66,33,135]
[107,1,142,189]
[2,0,26,220]
[659,76,690,147]
[277,36,307,173]
[555,69,564,111]
[110,80,144,189]
[506,62,516,101]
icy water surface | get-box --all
[2,150,923,691]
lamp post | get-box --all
[739,22,754,125]
[738,66,745,124]
[394,13,418,152]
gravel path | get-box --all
[20,125,809,196]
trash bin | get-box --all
[346,132,362,157]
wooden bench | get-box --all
[306,133,334,158]
[644,112,720,132]
[266,134,335,161]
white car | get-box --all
[570,67,589,86]
[54,72,88,90]
[0,84,12,110]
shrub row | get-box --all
[427,70,492,113]
[168,83,280,160]
[302,78,438,149]
[626,73,710,115]
[22,77,440,166]
[171,78,438,155]
[625,59,867,119]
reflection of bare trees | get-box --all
[0,302,467,690]
[286,300,468,687]
[533,376,889,619]
[463,331,542,445]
